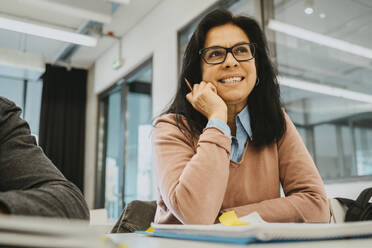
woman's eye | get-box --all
[235,47,248,53]
[209,50,223,58]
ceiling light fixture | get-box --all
[0,15,97,47]
[109,0,131,4]
[304,8,314,15]
[267,19,372,60]
[278,76,372,104]
[19,0,112,24]
[304,0,314,15]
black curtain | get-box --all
[39,64,87,192]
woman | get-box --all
[152,9,329,224]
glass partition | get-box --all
[104,89,124,220]
[0,77,42,139]
[270,0,372,180]
[123,62,153,204]
[96,60,152,220]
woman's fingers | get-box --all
[186,92,193,104]
[185,80,226,121]
[192,81,212,94]
[206,82,217,93]
[193,83,200,92]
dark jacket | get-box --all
[0,97,89,219]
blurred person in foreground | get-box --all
[0,96,89,219]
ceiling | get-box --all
[0,0,163,80]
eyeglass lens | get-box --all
[202,43,254,64]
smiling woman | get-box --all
[152,9,330,225]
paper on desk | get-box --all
[239,211,266,224]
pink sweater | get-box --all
[152,113,330,224]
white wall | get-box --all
[84,65,98,208]
[325,181,372,199]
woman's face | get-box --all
[201,24,257,108]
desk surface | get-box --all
[108,233,372,248]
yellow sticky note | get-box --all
[146,226,154,233]
[117,245,128,248]
[219,211,249,226]
[101,235,128,248]
[100,235,112,243]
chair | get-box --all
[111,200,157,233]
[328,198,348,223]
[89,208,108,225]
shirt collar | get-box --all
[236,105,252,139]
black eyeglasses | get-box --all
[199,42,255,65]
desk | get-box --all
[108,233,372,248]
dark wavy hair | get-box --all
[164,9,285,147]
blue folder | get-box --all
[136,231,372,245]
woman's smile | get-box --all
[218,74,245,85]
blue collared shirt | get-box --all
[206,105,252,162]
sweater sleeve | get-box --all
[222,113,330,223]
[0,98,89,219]
[152,115,232,224]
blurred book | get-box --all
[140,212,372,245]
[0,215,113,248]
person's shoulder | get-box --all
[0,97,17,109]
[154,113,186,127]
[0,97,24,139]
[0,97,20,119]
[281,108,294,125]
[153,113,196,147]
[153,113,190,137]
[276,108,300,147]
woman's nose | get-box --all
[223,52,238,68]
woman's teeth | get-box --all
[220,77,243,84]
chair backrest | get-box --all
[89,208,108,225]
[336,187,372,222]
[111,200,157,233]
[329,198,348,223]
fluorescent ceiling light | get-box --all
[278,76,372,104]
[0,47,45,72]
[304,7,314,15]
[268,19,372,60]
[19,0,112,24]
[0,15,97,47]
[109,0,131,4]
[304,0,314,15]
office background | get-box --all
[0,0,371,220]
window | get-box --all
[95,60,153,220]
[124,62,153,204]
[269,0,372,180]
[0,76,43,139]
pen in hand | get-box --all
[184,78,193,92]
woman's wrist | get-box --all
[209,110,227,123]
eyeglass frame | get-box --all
[199,42,256,65]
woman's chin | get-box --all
[221,95,248,106]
